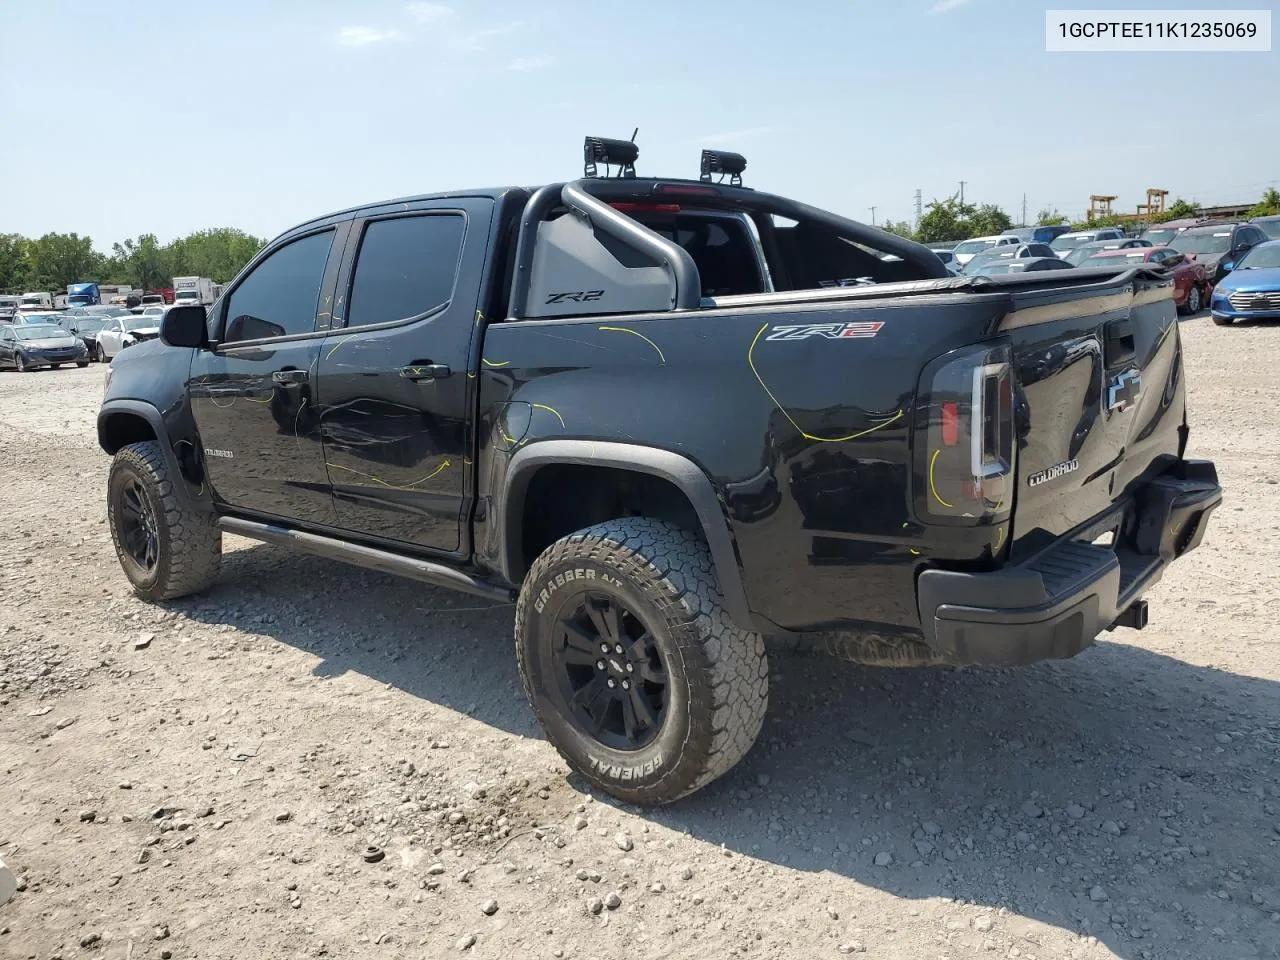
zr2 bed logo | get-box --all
[545,290,604,305]
[765,321,884,342]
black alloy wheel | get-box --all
[556,593,668,750]
[117,476,160,572]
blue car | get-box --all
[1209,239,1280,326]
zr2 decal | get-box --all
[545,290,605,305]
[764,321,884,342]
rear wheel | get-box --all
[50,363,61,370]
[515,517,768,805]
[1181,284,1202,315]
[108,441,222,601]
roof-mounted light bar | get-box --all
[700,149,746,186]
[584,133,638,179]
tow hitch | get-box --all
[1111,599,1149,631]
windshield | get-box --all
[1142,228,1177,246]
[123,318,159,331]
[20,314,62,323]
[953,239,997,255]
[1171,232,1232,255]
[1050,235,1097,252]
[1236,244,1280,270]
[71,318,108,333]
[85,305,133,317]
[1254,220,1280,240]
[14,325,66,340]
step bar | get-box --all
[217,517,516,602]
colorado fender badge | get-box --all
[1027,459,1079,488]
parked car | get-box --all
[0,295,20,321]
[1061,238,1150,267]
[63,305,135,321]
[971,256,1074,276]
[94,315,163,360]
[1049,228,1126,259]
[1140,217,1212,247]
[1000,225,1072,245]
[1078,246,1209,314]
[61,316,113,358]
[1169,222,1270,287]
[950,234,1020,267]
[0,322,90,371]
[1250,214,1280,240]
[10,310,68,326]
[960,243,1058,274]
[94,148,1221,805]
[928,247,960,273]
[1208,239,1280,326]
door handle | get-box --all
[399,363,451,381]
[1104,318,1134,365]
[272,369,309,385]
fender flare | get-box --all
[97,399,208,511]
[500,440,756,632]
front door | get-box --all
[316,200,491,554]
[189,223,349,526]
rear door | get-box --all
[1003,273,1184,558]
[315,199,491,555]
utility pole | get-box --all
[914,189,923,230]
[869,206,877,226]
[1022,193,1028,226]
[958,181,967,205]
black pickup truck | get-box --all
[98,140,1222,805]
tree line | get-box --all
[878,187,1280,244]
[0,228,266,295]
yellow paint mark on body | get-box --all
[928,449,953,508]
[748,323,902,443]
[482,358,511,368]
[598,325,666,364]
[532,403,565,428]
[326,458,451,490]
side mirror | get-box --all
[160,305,210,349]
[1221,261,1235,273]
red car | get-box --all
[1079,245,1209,314]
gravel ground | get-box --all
[1,314,1278,960]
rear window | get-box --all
[631,212,764,297]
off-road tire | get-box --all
[515,517,768,805]
[108,441,221,602]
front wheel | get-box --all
[107,441,222,601]
[14,352,30,373]
[515,518,768,805]
[1211,314,1234,326]
[91,342,103,362]
[50,363,61,370]
[76,361,89,368]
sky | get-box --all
[3,0,1278,252]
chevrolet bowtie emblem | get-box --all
[1107,368,1141,411]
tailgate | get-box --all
[1001,270,1183,559]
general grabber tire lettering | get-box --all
[108,441,222,602]
[515,518,768,805]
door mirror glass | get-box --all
[161,306,211,349]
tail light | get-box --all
[914,342,1015,525]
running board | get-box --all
[217,517,515,603]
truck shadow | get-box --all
[174,541,1279,960]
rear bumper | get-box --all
[916,459,1221,666]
